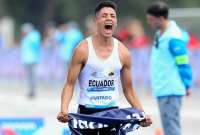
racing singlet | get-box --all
[78,37,122,108]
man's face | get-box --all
[146,14,161,30]
[94,7,117,37]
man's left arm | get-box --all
[119,44,144,111]
[119,44,152,127]
[169,38,193,93]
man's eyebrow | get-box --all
[110,13,116,15]
[101,12,116,15]
[102,13,108,15]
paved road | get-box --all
[0,81,199,135]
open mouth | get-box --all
[104,24,113,30]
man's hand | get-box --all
[57,111,69,123]
[186,89,192,97]
[139,115,152,127]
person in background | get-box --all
[42,22,58,82]
[85,15,97,36]
[146,1,193,135]
[20,23,41,98]
[126,19,151,85]
[126,19,150,49]
[56,21,83,72]
[0,33,5,49]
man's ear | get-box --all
[159,16,165,21]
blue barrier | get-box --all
[0,118,44,135]
[0,47,199,87]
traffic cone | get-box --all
[154,128,163,135]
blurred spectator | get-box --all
[116,28,129,43]
[117,19,151,85]
[188,33,200,49]
[42,22,59,82]
[116,18,150,49]
[126,19,150,49]
[85,16,97,36]
[115,18,130,43]
[186,32,200,87]
[0,33,5,49]
[56,21,83,70]
[20,23,41,98]
[43,22,58,49]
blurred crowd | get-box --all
[0,17,200,94]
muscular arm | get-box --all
[119,43,144,111]
[60,41,87,114]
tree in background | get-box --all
[1,0,200,34]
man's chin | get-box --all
[102,32,113,37]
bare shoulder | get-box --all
[74,40,88,54]
[118,41,131,65]
[73,39,88,62]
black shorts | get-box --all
[75,105,118,135]
[78,105,118,114]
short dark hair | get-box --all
[95,1,117,15]
[146,1,169,19]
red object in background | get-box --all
[127,35,150,48]
[188,34,200,49]
[115,29,151,48]
[1,129,18,135]
[116,29,129,42]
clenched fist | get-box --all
[57,112,69,123]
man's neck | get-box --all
[94,34,113,46]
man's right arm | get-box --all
[57,41,87,123]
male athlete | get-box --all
[57,1,152,134]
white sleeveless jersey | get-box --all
[78,36,122,108]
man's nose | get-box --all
[106,15,112,20]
